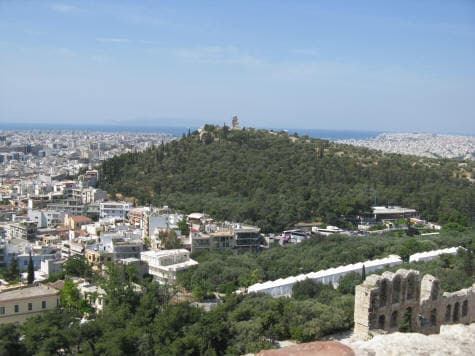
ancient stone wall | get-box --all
[354,269,475,339]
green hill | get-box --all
[98,125,474,231]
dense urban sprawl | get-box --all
[0,130,173,178]
[338,132,475,160]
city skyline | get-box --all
[1,1,474,134]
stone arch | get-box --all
[445,304,452,322]
[392,275,401,304]
[378,315,386,329]
[462,300,468,317]
[406,273,416,300]
[453,302,460,322]
[431,280,439,301]
[380,279,389,307]
[430,308,437,326]
[390,310,398,328]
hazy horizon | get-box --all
[1,119,474,137]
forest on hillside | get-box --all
[99,125,474,232]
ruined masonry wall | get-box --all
[354,268,475,339]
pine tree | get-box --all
[361,264,366,281]
[27,252,34,284]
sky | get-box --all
[0,0,474,133]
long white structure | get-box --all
[409,246,462,263]
[247,255,403,297]
[246,245,464,298]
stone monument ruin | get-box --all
[354,269,475,339]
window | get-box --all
[28,303,32,311]
[462,300,468,317]
[445,305,452,322]
[453,302,460,322]
[0,306,5,315]
[380,280,388,307]
[431,281,440,301]
[406,274,416,300]
[430,309,437,326]
[14,305,19,313]
[42,301,46,309]
[400,307,413,332]
[390,311,398,328]
[392,276,401,304]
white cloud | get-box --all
[173,46,263,66]
[24,30,48,36]
[290,48,320,57]
[137,39,163,45]
[90,54,111,64]
[49,3,81,13]
[96,37,131,43]
[52,48,76,58]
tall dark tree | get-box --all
[6,257,19,282]
[27,252,34,284]
[361,264,366,281]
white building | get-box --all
[372,206,418,221]
[99,202,130,219]
[40,258,65,277]
[140,249,198,284]
[72,278,106,313]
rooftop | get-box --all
[0,284,58,302]
[257,341,354,356]
[372,206,417,214]
[69,215,92,223]
[141,249,190,257]
[188,212,208,220]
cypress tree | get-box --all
[7,257,19,282]
[27,252,34,284]
[361,264,366,281]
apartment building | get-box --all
[99,202,130,219]
[7,222,37,241]
[190,222,261,252]
[140,249,198,284]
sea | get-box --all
[0,122,380,140]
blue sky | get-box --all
[0,1,474,133]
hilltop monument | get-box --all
[231,115,241,130]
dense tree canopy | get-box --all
[0,229,473,355]
[99,126,474,232]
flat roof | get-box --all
[0,285,58,302]
[234,225,260,232]
[141,249,190,257]
[188,213,207,220]
[372,206,416,214]
[209,231,233,237]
